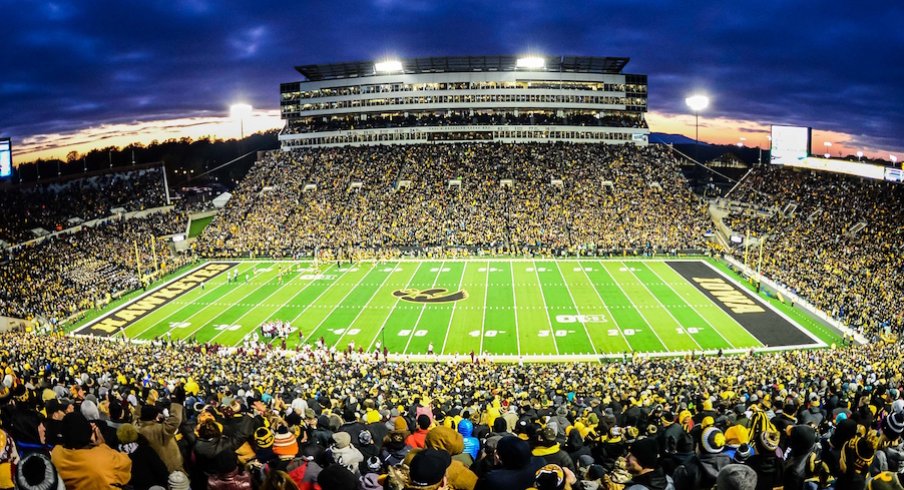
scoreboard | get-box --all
[0,138,10,178]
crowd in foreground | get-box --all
[1,333,904,490]
[727,165,904,335]
[199,143,710,258]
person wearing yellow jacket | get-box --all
[51,412,131,490]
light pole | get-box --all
[685,94,709,161]
[230,103,253,140]
[824,141,832,157]
[856,151,863,162]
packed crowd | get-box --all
[199,143,710,258]
[0,212,190,322]
[282,112,647,134]
[727,166,904,335]
[1,333,904,490]
[0,168,168,244]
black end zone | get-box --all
[667,261,818,348]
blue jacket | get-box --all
[458,419,480,461]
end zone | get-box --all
[72,262,238,337]
[666,260,825,349]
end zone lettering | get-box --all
[692,277,765,314]
[87,262,236,335]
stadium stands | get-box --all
[199,143,709,258]
[726,165,904,335]
[0,167,168,244]
[0,212,189,321]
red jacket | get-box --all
[405,428,429,449]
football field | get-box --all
[73,258,830,360]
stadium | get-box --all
[1,52,904,490]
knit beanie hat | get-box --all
[757,429,780,453]
[15,453,59,490]
[629,437,659,469]
[733,443,752,463]
[717,464,758,490]
[701,427,726,454]
[883,412,904,439]
[788,425,817,456]
[724,425,749,448]
[273,426,299,457]
[168,471,190,490]
[534,464,567,490]
[332,431,351,449]
[255,426,274,449]
[117,423,139,444]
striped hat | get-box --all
[701,427,726,454]
[273,426,298,457]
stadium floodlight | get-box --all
[374,60,403,73]
[516,56,546,69]
[230,103,253,139]
[892,154,898,164]
[856,151,863,161]
[685,94,709,160]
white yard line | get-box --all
[365,263,424,352]
[333,264,401,348]
[597,260,672,353]
[298,264,379,345]
[531,260,561,356]
[552,262,599,355]
[478,261,490,355]
[179,265,290,341]
[439,261,468,355]
[509,260,522,356]
[643,263,741,348]
[208,266,316,343]
[575,261,636,352]
[620,261,704,352]
[403,260,446,354]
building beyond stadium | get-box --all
[279,55,649,149]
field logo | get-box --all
[393,288,468,303]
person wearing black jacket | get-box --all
[625,437,673,490]
[117,423,169,490]
[475,436,546,490]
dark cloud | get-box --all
[2,0,902,151]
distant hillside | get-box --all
[649,132,702,145]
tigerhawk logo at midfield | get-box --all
[392,288,468,303]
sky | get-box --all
[3,0,903,162]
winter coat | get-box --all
[119,435,170,490]
[207,468,253,490]
[474,455,546,490]
[748,452,784,490]
[625,468,675,490]
[405,428,429,449]
[673,452,729,490]
[51,443,131,490]
[331,444,364,474]
[137,402,184,472]
[533,443,576,472]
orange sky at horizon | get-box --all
[12,109,901,164]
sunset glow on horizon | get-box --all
[13,110,899,165]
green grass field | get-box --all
[73,258,835,360]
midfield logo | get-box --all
[392,288,468,303]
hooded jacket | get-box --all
[425,426,478,489]
[458,419,481,461]
[533,443,575,472]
